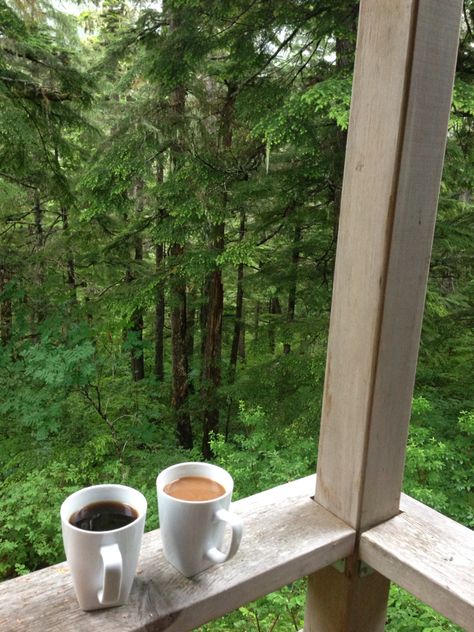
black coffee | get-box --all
[69,501,138,532]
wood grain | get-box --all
[360,494,474,631]
[314,0,418,532]
[0,475,355,632]
[306,1,462,630]
[315,0,462,532]
[359,0,463,532]
[304,561,390,632]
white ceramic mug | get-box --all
[60,484,147,611]
[157,462,243,577]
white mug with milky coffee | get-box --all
[157,462,243,577]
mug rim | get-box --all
[61,483,147,535]
[156,461,233,504]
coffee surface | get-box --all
[163,476,226,501]
[69,501,138,531]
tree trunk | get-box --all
[201,224,225,458]
[186,294,196,362]
[32,191,45,335]
[229,210,246,382]
[130,310,145,381]
[0,264,12,346]
[254,300,260,342]
[238,313,245,359]
[283,224,302,354]
[127,183,145,382]
[164,3,194,447]
[155,242,165,381]
[201,83,236,458]
[225,213,245,442]
[155,165,166,382]
[60,206,77,303]
[186,288,196,393]
[127,236,145,382]
[166,2,193,447]
[200,277,211,362]
[169,115,193,446]
[170,243,193,448]
[268,296,282,354]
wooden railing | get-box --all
[0,477,351,631]
[360,493,474,630]
[0,475,472,631]
[1,1,471,631]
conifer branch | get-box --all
[1,75,73,101]
[239,25,301,91]
[0,171,38,190]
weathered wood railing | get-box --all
[1,1,472,631]
[0,477,354,631]
[360,494,474,630]
[0,476,472,631]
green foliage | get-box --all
[404,396,474,527]
[199,582,306,632]
[453,78,474,116]
[0,3,473,632]
[211,403,315,498]
[0,332,96,439]
[0,349,186,577]
[198,580,463,632]
[0,461,85,578]
[386,586,463,632]
[254,77,352,147]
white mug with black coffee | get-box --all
[60,484,147,610]
[157,462,243,577]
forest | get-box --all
[0,1,473,630]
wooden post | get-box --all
[305,0,462,630]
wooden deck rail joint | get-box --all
[331,558,374,578]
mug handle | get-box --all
[205,508,243,564]
[97,543,122,605]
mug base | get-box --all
[166,556,214,578]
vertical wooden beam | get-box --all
[305,561,391,632]
[305,0,462,630]
[316,0,462,532]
